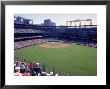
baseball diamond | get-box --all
[14,15,97,76]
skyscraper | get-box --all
[44,19,56,26]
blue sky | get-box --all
[14,14,97,26]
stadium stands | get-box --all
[14,58,58,76]
[14,38,97,50]
[14,23,97,76]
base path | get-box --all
[40,42,69,48]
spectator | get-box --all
[22,69,30,76]
[14,69,22,76]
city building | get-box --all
[44,19,56,26]
[14,16,33,25]
[50,22,56,26]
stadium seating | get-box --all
[14,58,58,76]
[14,24,97,76]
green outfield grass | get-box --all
[14,42,97,76]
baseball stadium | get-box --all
[14,16,97,76]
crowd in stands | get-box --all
[14,58,58,76]
[14,28,97,49]
[14,38,62,50]
[14,38,97,50]
[14,28,97,36]
[68,41,97,48]
[14,29,44,33]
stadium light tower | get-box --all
[66,21,74,28]
[66,19,92,28]
[66,21,69,27]
[73,19,81,28]
[84,19,92,28]
[66,20,80,28]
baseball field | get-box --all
[14,42,97,76]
